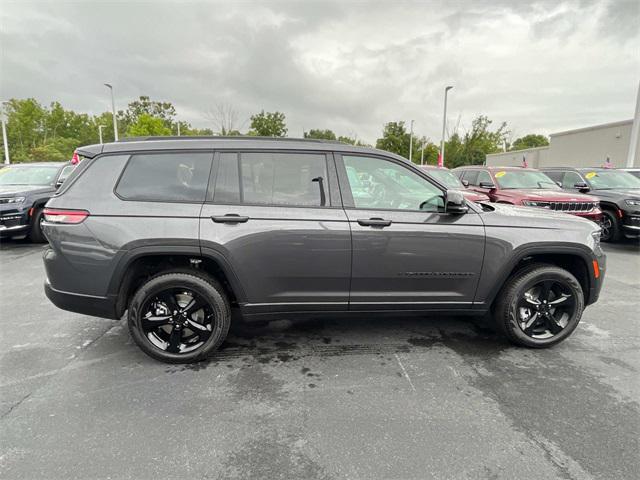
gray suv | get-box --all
[42,137,606,363]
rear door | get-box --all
[336,153,485,311]
[199,150,351,315]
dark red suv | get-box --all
[453,166,602,223]
[417,165,489,203]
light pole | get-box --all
[98,125,105,144]
[104,83,118,141]
[408,119,414,163]
[1,101,9,165]
[439,86,453,167]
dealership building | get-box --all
[486,119,640,169]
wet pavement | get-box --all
[1,239,639,479]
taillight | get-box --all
[43,209,89,224]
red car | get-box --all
[418,165,490,203]
[452,166,603,223]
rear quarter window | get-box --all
[116,153,213,202]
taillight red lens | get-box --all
[43,209,89,224]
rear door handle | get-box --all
[211,214,249,223]
[357,217,392,227]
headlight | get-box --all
[624,199,640,206]
[591,230,602,253]
[522,200,549,208]
[0,196,25,204]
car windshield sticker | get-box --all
[495,171,506,178]
[585,172,597,179]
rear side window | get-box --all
[236,152,328,207]
[116,153,212,202]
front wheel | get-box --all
[600,210,621,243]
[28,208,47,243]
[128,271,231,363]
[494,265,584,348]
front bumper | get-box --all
[621,211,640,237]
[0,207,30,237]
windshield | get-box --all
[583,170,640,190]
[426,169,463,188]
[494,170,560,190]
[0,165,60,186]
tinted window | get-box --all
[240,152,328,206]
[476,171,492,186]
[461,170,479,185]
[343,155,443,211]
[0,165,60,185]
[213,153,240,203]
[57,165,75,184]
[116,153,212,202]
[562,171,583,187]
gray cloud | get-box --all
[1,0,638,144]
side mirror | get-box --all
[445,190,468,214]
[461,179,469,187]
[556,181,563,187]
[574,182,589,192]
[479,181,496,190]
[56,179,65,188]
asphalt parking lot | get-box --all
[0,240,638,480]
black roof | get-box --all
[76,136,404,162]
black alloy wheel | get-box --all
[128,271,231,363]
[140,288,214,354]
[517,280,575,339]
[600,210,620,242]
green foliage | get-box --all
[305,129,336,140]
[375,121,437,164]
[510,134,549,151]
[444,115,510,168]
[126,114,172,137]
[248,111,287,137]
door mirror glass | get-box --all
[445,190,468,214]
[556,181,563,187]
[461,179,469,187]
[574,182,589,192]
[478,181,496,189]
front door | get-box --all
[199,151,351,316]
[337,154,485,311]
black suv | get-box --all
[542,167,640,242]
[0,162,76,242]
[42,137,605,363]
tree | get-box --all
[304,129,336,140]
[375,121,431,162]
[126,114,172,137]
[337,135,369,147]
[122,96,176,126]
[206,103,242,135]
[248,111,287,137]
[444,115,510,168]
[510,134,549,151]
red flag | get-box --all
[522,155,528,168]
[437,153,443,168]
[71,150,80,165]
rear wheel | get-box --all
[28,208,46,243]
[128,271,231,363]
[494,265,584,348]
[600,210,621,242]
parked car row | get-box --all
[0,162,77,242]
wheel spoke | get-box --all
[142,315,172,329]
[166,326,182,353]
[157,290,179,312]
[186,319,211,341]
[549,293,572,306]
[183,297,207,315]
[544,315,563,334]
[523,313,540,335]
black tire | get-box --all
[600,209,621,243]
[128,271,231,363]
[28,208,47,243]
[494,264,584,348]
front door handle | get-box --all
[211,214,249,224]
[357,217,392,227]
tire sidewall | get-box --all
[128,272,230,363]
[600,210,619,243]
[28,208,47,243]
[504,269,584,348]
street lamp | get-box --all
[1,101,9,165]
[408,119,414,163]
[439,86,453,167]
[104,83,118,141]
[98,125,105,144]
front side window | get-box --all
[562,171,583,187]
[0,165,60,186]
[342,155,443,211]
[424,168,463,189]
[116,153,212,202]
[240,152,328,206]
[461,170,479,185]
[476,171,493,186]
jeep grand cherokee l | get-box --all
[0,162,75,242]
[453,166,603,224]
[542,167,640,242]
[42,137,605,363]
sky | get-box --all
[1,0,638,144]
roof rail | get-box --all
[118,136,345,144]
